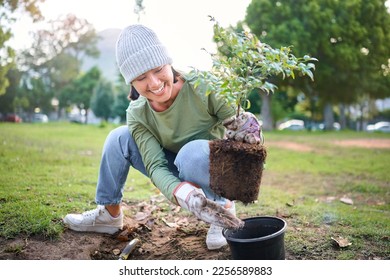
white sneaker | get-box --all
[206,202,236,250]
[206,224,227,250]
[63,205,123,234]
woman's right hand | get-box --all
[173,182,244,229]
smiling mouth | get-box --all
[150,84,164,94]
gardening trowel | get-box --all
[118,238,140,260]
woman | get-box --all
[63,24,254,250]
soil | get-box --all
[0,198,237,260]
[0,137,387,260]
[209,139,267,204]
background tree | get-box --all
[18,13,100,118]
[59,66,101,123]
[90,79,115,122]
[245,0,390,130]
[134,0,145,22]
[0,0,44,95]
[112,74,130,123]
[0,67,22,113]
[18,76,51,119]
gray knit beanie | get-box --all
[116,24,173,84]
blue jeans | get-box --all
[95,125,227,206]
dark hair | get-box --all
[128,66,181,101]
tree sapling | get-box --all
[190,17,317,203]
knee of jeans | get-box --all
[107,125,128,140]
[104,126,130,155]
[175,140,209,172]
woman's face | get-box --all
[131,64,175,107]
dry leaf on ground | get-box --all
[340,197,354,205]
[331,236,352,248]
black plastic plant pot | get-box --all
[222,216,287,260]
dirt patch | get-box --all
[266,141,314,152]
[333,139,390,149]
[265,138,390,151]
[0,196,297,260]
[0,198,236,260]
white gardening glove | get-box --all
[223,112,264,144]
[173,182,244,230]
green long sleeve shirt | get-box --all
[126,75,235,203]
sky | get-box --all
[10,0,252,70]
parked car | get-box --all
[4,114,22,123]
[318,122,341,131]
[69,113,86,123]
[278,119,305,131]
[366,121,390,133]
[33,113,49,123]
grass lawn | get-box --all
[0,122,389,260]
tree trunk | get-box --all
[261,93,273,131]
[84,108,89,124]
[339,103,347,129]
[323,103,334,130]
[358,103,365,132]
